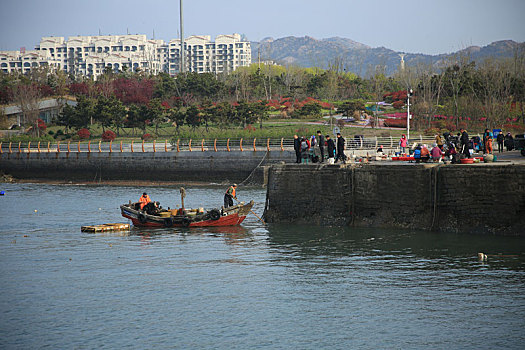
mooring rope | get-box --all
[430,165,440,230]
[239,150,269,186]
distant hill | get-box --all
[251,37,524,76]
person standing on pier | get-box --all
[497,132,504,152]
[224,184,237,208]
[460,128,470,158]
[317,131,325,162]
[293,135,301,163]
[335,133,346,164]
[326,135,336,164]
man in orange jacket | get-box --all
[139,192,151,210]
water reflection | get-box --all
[264,224,525,271]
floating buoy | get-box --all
[0,191,5,195]
[34,209,38,213]
[478,252,487,261]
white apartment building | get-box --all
[35,35,163,78]
[0,33,251,79]
[168,34,251,74]
[0,49,61,74]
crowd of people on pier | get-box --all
[293,128,517,165]
[398,129,516,164]
[293,131,346,164]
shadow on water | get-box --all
[264,224,525,271]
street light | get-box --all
[407,88,413,142]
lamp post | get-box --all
[407,88,413,142]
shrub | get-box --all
[77,128,91,140]
[101,130,116,142]
[141,133,153,141]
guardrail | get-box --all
[0,135,459,154]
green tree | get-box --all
[94,96,126,132]
[185,105,201,130]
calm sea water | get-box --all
[0,183,524,349]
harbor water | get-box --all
[0,183,524,349]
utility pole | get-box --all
[180,0,184,74]
[407,88,413,142]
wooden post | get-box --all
[280,138,284,151]
[267,138,270,151]
[180,187,186,210]
[18,142,21,153]
[56,141,60,153]
[88,140,91,153]
[0,142,2,154]
[38,141,41,153]
[201,139,204,152]
[214,139,217,152]
[165,140,168,152]
[240,138,243,152]
[130,140,134,153]
[9,142,12,154]
[78,141,81,153]
[109,140,112,153]
[176,139,180,152]
[153,140,156,152]
[188,139,192,152]
[141,140,145,153]
[120,141,123,152]
[67,141,70,153]
[227,138,230,152]
[27,141,31,153]
[253,138,256,152]
[98,140,102,153]
[47,142,50,153]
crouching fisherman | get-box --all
[139,192,151,210]
[224,184,237,208]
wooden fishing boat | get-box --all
[120,200,254,228]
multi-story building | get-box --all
[0,33,251,79]
[168,34,251,75]
[0,49,61,74]
[35,35,163,78]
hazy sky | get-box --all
[1,0,524,54]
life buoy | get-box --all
[164,217,174,227]
[138,213,147,224]
[209,209,221,221]
[182,218,191,227]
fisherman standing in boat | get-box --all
[224,184,237,208]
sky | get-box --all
[1,0,524,55]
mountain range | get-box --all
[250,36,524,76]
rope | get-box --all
[238,150,269,186]
[430,165,440,230]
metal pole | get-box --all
[180,0,184,74]
[407,88,412,143]
[407,94,410,142]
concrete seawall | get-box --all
[0,150,294,184]
[263,163,525,235]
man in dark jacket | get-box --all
[335,133,346,163]
[317,130,325,162]
[497,132,504,153]
[293,134,301,163]
[460,129,470,158]
[326,135,336,164]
